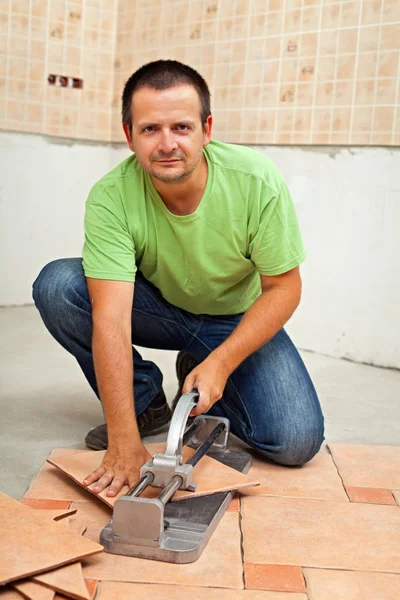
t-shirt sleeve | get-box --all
[249,179,306,276]
[82,183,136,282]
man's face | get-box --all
[125,84,212,184]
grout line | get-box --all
[370,0,384,143]
[347,0,363,143]
[273,0,287,144]
[326,444,351,501]
[238,495,246,589]
[308,0,323,143]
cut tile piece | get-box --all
[47,444,259,508]
[84,580,98,600]
[244,563,306,592]
[0,492,103,585]
[95,582,307,599]
[23,461,96,503]
[239,448,348,502]
[328,443,400,488]
[68,502,111,543]
[304,568,400,599]
[242,496,400,573]
[0,589,25,599]
[82,512,243,589]
[29,509,77,522]
[20,500,70,510]
[12,580,54,600]
[34,562,89,600]
[393,490,400,506]
[346,486,397,505]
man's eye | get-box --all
[143,126,154,133]
[177,124,189,131]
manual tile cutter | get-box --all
[100,391,252,563]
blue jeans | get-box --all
[32,258,324,466]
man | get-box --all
[33,60,324,500]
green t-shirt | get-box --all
[82,140,305,315]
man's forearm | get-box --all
[92,319,141,448]
[210,285,301,376]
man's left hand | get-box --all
[182,356,230,416]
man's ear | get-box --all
[203,114,213,146]
[122,123,134,152]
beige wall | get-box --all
[1,0,400,145]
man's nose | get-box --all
[158,129,178,154]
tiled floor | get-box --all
[2,305,400,598]
[19,441,400,599]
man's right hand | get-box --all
[82,444,152,497]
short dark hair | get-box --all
[121,60,211,133]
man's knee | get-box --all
[250,426,325,467]
[33,258,81,307]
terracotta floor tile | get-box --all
[82,512,243,589]
[68,502,112,543]
[304,568,400,599]
[227,497,240,511]
[328,443,400,488]
[239,447,348,502]
[95,582,307,599]
[84,579,98,599]
[47,444,259,508]
[12,580,55,600]
[0,492,103,585]
[244,563,306,592]
[241,496,400,573]
[27,508,77,522]
[20,499,70,510]
[392,490,400,506]
[0,589,25,599]
[23,461,96,503]
[346,486,397,505]
[34,562,89,600]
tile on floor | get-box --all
[345,486,397,505]
[241,496,400,573]
[328,443,400,489]
[239,446,348,502]
[95,582,308,599]
[82,511,243,589]
[392,490,400,506]
[304,568,400,599]
[244,563,306,593]
[23,460,99,503]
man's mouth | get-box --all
[157,159,181,163]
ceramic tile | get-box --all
[12,580,54,600]
[393,490,400,506]
[34,562,89,600]
[346,486,397,505]
[20,499,70,510]
[239,447,348,502]
[328,443,400,489]
[23,460,100,503]
[82,512,243,589]
[30,508,77,522]
[68,502,112,543]
[47,445,260,508]
[95,581,307,599]
[84,579,98,599]
[0,590,25,599]
[304,568,400,599]
[242,496,400,572]
[244,564,306,592]
[0,492,103,585]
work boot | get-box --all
[85,390,172,450]
[172,351,200,411]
